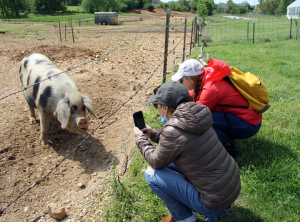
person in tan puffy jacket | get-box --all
[133,81,241,222]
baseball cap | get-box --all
[171,59,204,82]
[147,81,191,110]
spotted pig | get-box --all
[19,53,97,145]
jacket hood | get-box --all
[166,102,213,135]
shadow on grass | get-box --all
[194,205,263,222]
[235,136,298,169]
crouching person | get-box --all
[133,82,241,222]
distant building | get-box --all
[236,3,248,12]
[217,3,228,10]
[287,0,300,19]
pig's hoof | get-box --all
[29,118,36,125]
[40,138,48,146]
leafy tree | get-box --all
[276,0,294,14]
[198,0,214,16]
[235,6,247,14]
[227,0,236,14]
[67,0,82,6]
[34,0,66,13]
[178,0,189,8]
[190,0,198,12]
[81,0,105,12]
[0,0,27,17]
[197,2,208,17]
[154,2,165,9]
[259,0,280,14]
[144,3,154,11]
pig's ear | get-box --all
[82,95,98,118]
[54,98,70,129]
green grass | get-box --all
[102,40,300,221]
[205,15,299,43]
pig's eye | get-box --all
[71,105,77,114]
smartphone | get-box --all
[133,111,146,130]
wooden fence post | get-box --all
[189,20,194,56]
[182,17,187,62]
[163,7,170,83]
[59,21,62,42]
[71,18,75,43]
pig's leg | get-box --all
[38,112,51,145]
[28,105,36,124]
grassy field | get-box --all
[205,15,299,43]
[102,39,300,221]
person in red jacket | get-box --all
[171,59,262,157]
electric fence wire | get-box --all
[0,34,185,217]
[74,37,186,221]
[72,128,134,222]
[0,25,167,101]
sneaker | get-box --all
[161,215,174,222]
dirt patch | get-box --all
[0,10,196,222]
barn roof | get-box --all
[287,0,300,9]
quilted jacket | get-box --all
[136,102,241,210]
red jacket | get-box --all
[189,59,262,125]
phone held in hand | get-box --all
[133,111,146,130]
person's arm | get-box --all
[136,126,180,169]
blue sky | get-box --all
[159,0,256,5]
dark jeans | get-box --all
[212,112,262,145]
[145,163,231,222]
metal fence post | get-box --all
[290,18,292,39]
[182,17,187,62]
[163,7,170,83]
[247,20,249,40]
[253,18,255,44]
[190,20,194,56]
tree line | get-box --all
[0,0,296,18]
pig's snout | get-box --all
[78,119,89,132]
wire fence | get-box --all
[205,15,300,43]
[0,16,191,220]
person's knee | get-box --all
[144,166,156,186]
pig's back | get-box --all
[20,53,78,111]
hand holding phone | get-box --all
[133,111,146,130]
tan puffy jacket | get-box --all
[136,102,241,210]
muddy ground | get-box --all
[0,9,197,222]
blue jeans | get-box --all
[212,112,261,145]
[145,163,231,222]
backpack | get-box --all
[206,58,270,113]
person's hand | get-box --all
[133,127,143,137]
[141,125,153,138]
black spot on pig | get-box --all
[24,60,29,69]
[27,70,32,86]
[26,97,36,108]
[71,105,77,114]
[39,86,52,108]
[25,54,32,59]
[36,60,46,65]
[33,76,41,101]
[19,65,22,73]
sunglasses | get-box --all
[179,78,183,84]
[153,103,159,109]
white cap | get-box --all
[171,59,204,81]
